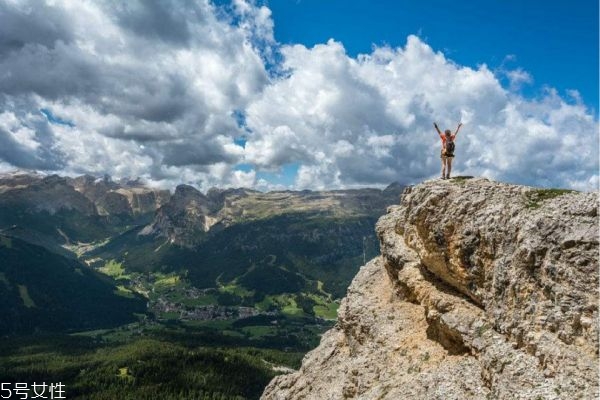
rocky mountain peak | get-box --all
[141,184,217,246]
[0,173,97,216]
[167,184,213,214]
[381,181,404,196]
[39,174,68,187]
[173,184,204,197]
[0,171,43,191]
[262,177,598,399]
[68,174,169,216]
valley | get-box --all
[0,172,402,399]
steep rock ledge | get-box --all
[262,178,598,400]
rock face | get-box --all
[262,178,599,400]
[140,184,218,246]
[0,174,97,215]
[69,174,170,216]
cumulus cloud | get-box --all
[0,0,597,191]
[506,68,533,90]
[244,36,598,190]
[0,0,269,190]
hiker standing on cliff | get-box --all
[434,122,462,179]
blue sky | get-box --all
[0,0,597,191]
[261,0,598,113]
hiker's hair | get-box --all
[445,129,451,135]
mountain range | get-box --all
[0,171,404,334]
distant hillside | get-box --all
[90,212,380,299]
[88,183,404,299]
[0,173,168,251]
[0,234,146,335]
[0,172,404,332]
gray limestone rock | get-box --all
[262,178,598,400]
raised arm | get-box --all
[433,122,442,136]
[454,122,463,136]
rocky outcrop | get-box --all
[140,184,218,246]
[0,174,97,215]
[125,188,171,215]
[69,174,170,216]
[262,178,598,400]
[0,171,44,192]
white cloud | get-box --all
[0,111,39,150]
[0,1,597,192]
[506,68,533,90]
[0,0,270,191]
[230,168,257,188]
[243,35,598,190]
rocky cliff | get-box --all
[140,184,218,246]
[0,172,170,217]
[0,174,97,215]
[262,178,599,400]
[69,174,170,216]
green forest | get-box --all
[0,333,304,399]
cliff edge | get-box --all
[262,178,599,400]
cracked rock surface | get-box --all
[262,178,598,400]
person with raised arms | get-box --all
[434,122,462,179]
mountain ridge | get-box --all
[0,171,404,248]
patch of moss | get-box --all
[525,188,575,209]
[449,176,474,184]
[476,323,490,337]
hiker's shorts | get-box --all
[440,151,455,159]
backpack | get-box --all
[445,139,455,155]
